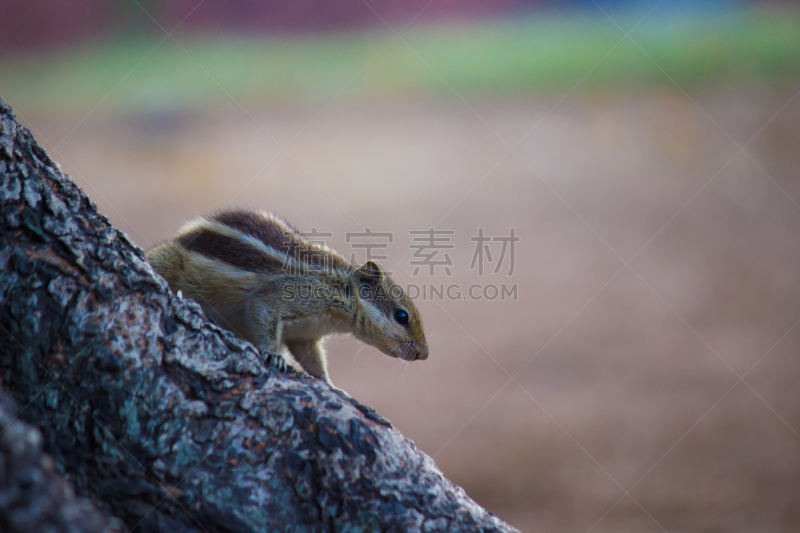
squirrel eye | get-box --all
[394,309,409,326]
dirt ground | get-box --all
[16,84,800,532]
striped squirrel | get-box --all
[146,209,428,386]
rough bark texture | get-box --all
[0,389,127,532]
[0,97,518,533]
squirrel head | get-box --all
[351,260,428,361]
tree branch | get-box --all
[0,97,518,533]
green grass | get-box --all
[1,8,799,114]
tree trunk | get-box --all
[0,98,518,533]
[0,389,127,532]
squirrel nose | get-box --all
[415,348,429,361]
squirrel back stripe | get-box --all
[209,209,351,271]
[212,210,288,250]
[176,226,282,273]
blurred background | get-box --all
[2,1,800,531]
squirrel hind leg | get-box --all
[285,339,330,385]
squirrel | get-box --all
[146,209,428,386]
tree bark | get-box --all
[0,389,127,532]
[0,98,519,533]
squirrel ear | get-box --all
[357,260,384,283]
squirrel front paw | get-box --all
[263,351,288,373]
